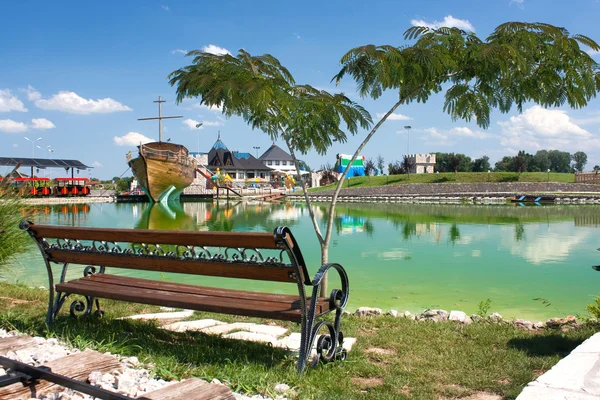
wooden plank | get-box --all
[0,350,121,400]
[58,275,331,317]
[29,224,279,249]
[0,336,37,355]
[56,280,307,322]
[47,250,297,283]
[138,378,234,400]
[86,274,330,309]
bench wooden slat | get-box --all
[86,274,329,309]
[56,277,323,321]
[30,224,280,249]
[48,250,297,283]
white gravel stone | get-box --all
[449,310,472,324]
[88,370,103,385]
[419,309,449,322]
[274,383,290,393]
[388,310,399,317]
[116,372,137,396]
[355,307,383,317]
[0,367,6,376]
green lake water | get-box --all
[3,200,600,321]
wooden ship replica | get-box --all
[127,96,196,202]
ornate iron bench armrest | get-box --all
[296,263,350,372]
[310,263,350,312]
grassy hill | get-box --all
[309,172,575,192]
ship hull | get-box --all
[128,143,195,203]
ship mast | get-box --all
[137,96,183,142]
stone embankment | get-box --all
[353,306,581,331]
[292,182,600,204]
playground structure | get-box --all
[335,154,365,177]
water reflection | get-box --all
[10,201,600,320]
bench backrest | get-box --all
[21,221,311,285]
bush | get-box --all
[0,193,31,267]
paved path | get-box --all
[517,332,600,399]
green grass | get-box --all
[309,172,575,192]
[0,282,597,399]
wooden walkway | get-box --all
[0,335,234,400]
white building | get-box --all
[258,144,296,172]
[406,154,436,174]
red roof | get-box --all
[54,178,90,181]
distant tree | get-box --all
[495,156,516,172]
[297,159,312,172]
[364,158,376,176]
[459,155,473,172]
[388,160,404,175]
[532,150,550,172]
[514,150,529,175]
[116,177,133,193]
[548,150,572,173]
[376,154,385,175]
[434,152,451,172]
[448,153,465,176]
[572,151,588,172]
[472,156,490,172]
[594,165,600,172]
[401,155,416,179]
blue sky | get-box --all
[1,0,600,179]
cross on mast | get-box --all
[137,96,183,142]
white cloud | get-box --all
[0,119,28,133]
[161,5,170,11]
[293,33,301,39]
[497,105,592,150]
[171,49,187,55]
[423,127,449,140]
[0,118,54,133]
[35,91,132,114]
[202,44,231,55]
[31,118,55,130]
[410,15,475,32]
[587,48,600,56]
[12,143,18,148]
[183,119,222,130]
[510,0,525,8]
[450,127,490,139]
[0,89,27,112]
[377,112,412,121]
[573,111,600,125]
[113,132,154,146]
[21,85,41,101]
[92,161,103,167]
[183,118,203,129]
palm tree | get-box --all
[170,22,600,296]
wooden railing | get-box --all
[139,145,195,167]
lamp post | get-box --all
[47,146,54,158]
[195,123,203,154]
[404,126,411,156]
[24,137,42,177]
[547,168,550,183]
[253,146,261,158]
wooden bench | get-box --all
[20,221,349,372]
